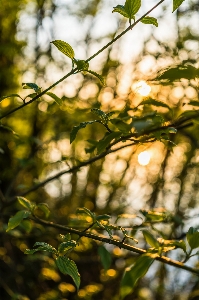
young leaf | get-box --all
[46,92,62,105]
[98,245,112,270]
[35,203,50,218]
[22,83,41,92]
[186,227,199,249]
[110,118,131,132]
[91,108,108,124]
[173,0,185,12]
[188,100,199,107]
[17,196,35,211]
[96,131,122,154]
[76,207,96,220]
[0,94,23,103]
[138,98,171,110]
[141,16,158,27]
[96,214,111,221]
[56,256,80,290]
[6,210,31,232]
[58,241,77,254]
[0,125,18,135]
[154,64,199,83]
[142,230,159,248]
[70,121,97,143]
[51,40,75,59]
[124,0,141,20]
[34,242,57,254]
[73,59,89,71]
[87,70,105,86]
[112,5,129,18]
[120,254,155,299]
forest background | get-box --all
[0,0,199,299]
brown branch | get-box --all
[33,215,199,276]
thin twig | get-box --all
[0,0,165,121]
[33,215,199,276]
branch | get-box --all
[33,215,199,276]
[0,0,166,121]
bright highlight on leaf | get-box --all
[51,40,75,59]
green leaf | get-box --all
[155,64,199,83]
[96,214,111,221]
[58,241,77,254]
[141,16,158,27]
[34,242,57,254]
[6,210,31,232]
[22,82,41,92]
[142,230,159,248]
[24,93,37,100]
[46,92,62,105]
[17,196,35,211]
[76,207,96,220]
[186,227,199,249]
[132,113,164,134]
[70,121,97,143]
[96,131,122,154]
[98,245,112,270]
[87,70,105,86]
[56,256,80,290]
[110,118,131,132]
[73,59,89,71]
[120,254,155,299]
[138,98,170,110]
[91,108,108,124]
[51,40,75,59]
[112,5,129,18]
[35,203,50,218]
[0,94,23,103]
[173,0,185,12]
[153,127,177,141]
[0,125,18,135]
[140,210,167,222]
[175,110,199,125]
[188,100,199,107]
[124,0,141,18]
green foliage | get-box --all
[173,0,185,12]
[56,256,80,290]
[0,94,23,103]
[113,0,141,25]
[46,92,62,105]
[142,230,159,248]
[1,0,197,298]
[120,254,155,299]
[141,16,158,27]
[6,210,31,232]
[98,245,112,270]
[51,40,75,59]
[186,227,199,250]
[155,64,199,83]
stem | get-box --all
[33,215,199,276]
[0,0,166,121]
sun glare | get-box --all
[132,80,151,96]
[138,151,151,166]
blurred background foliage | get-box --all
[0,0,199,299]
